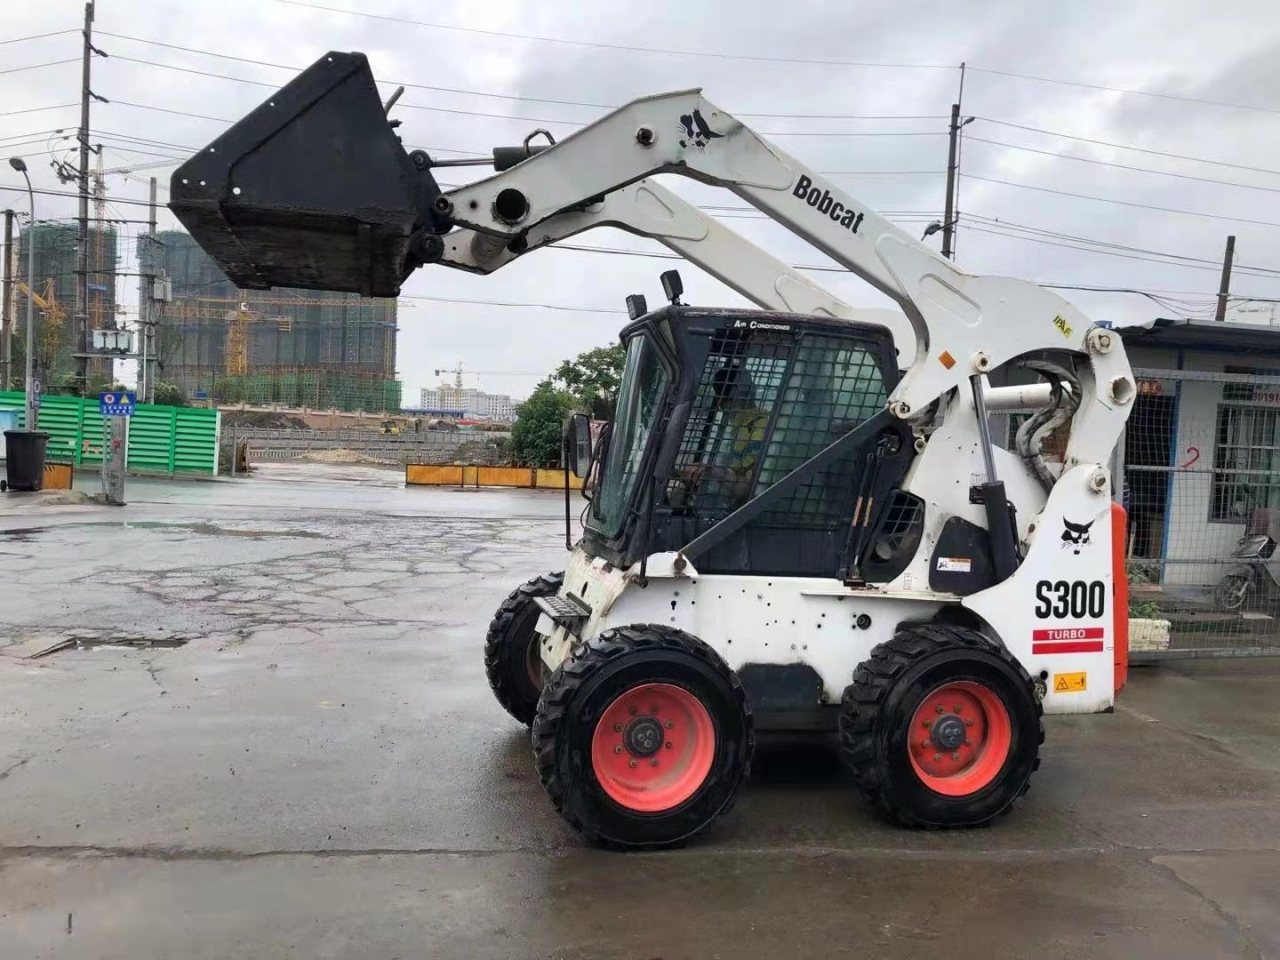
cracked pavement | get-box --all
[2,464,1280,958]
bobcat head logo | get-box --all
[678,109,725,150]
[1061,518,1094,554]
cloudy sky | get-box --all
[4,0,1280,401]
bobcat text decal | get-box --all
[792,175,865,235]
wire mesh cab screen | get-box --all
[655,314,897,577]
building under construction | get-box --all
[159,231,401,412]
[9,221,119,388]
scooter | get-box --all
[1215,508,1280,611]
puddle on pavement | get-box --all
[1,521,327,540]
[0,526,51,541]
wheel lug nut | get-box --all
[613,723,622,732]
[665,720,674,729]
[614,745,623,754]
[921,720,931,729]
[951,752,960,761]
[935,705,945,714]
[651,706,659,714]
[649,758,659,767]
[953,706,962,714]
[629,706,638,716]
[965,718,974,726]
[964,738,972,746]
[629,759,637,768]
[933,753,942,762]
[665,741,673,749]
[921,740,930,748]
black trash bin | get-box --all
[3,431,50,492]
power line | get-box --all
[399,292,625,314]
[977,118,1280,177]
[962,223,1280,277]
[102,62,943,136]
[96,130,201,152]
[0,184,159,208]
[0,29,79,46]
[964,136,1280,194]
[270,0,957,71]
[96,144,185,162]
[97,95,939,155]
[0,58,78,77]
[968,65,1280,117]
[268,0,1280,120]
[109,99,232,124]
[963,213,1280,277]
[101,35,947,119]
[0,127,66,144]
[961,172,1280,229]
[0,103,77,119]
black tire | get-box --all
[483,572,563,725]
[1215,574,1252,612]
[839,622,1043,829]
[533,624,753,850]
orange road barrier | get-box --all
[405,464,583,490]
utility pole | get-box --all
[942,103,961,260]
[1215,235,1236,322]
[139,177,159,403]
[73,1,97,395]
[2,209,12,391]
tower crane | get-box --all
[85,155,178,331]
[14,280,67,377]
[171,293,409,376]
[432,362,540,388]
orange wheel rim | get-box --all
[908,680,1012,796]
[590,682,716,813]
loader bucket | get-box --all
[168,51,444,297]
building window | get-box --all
[1212,404,1280,521]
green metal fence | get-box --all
[0,392,220,475]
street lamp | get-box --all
[8,157,37,432]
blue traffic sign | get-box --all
[100,391,137,417]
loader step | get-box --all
[534,593,591,629]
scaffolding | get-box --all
[158,231,402,412]
[16,221,117,382]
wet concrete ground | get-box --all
[2,463,1279,958]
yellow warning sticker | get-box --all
[1054,672,1087,693]
[1052,314,1074,338]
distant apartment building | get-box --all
[419,385,518,421]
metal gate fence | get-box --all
[1122,366,1280,660]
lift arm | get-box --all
[439,177,891,326]
[430,88,1132,469]
[169,54,1132,471]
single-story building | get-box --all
[1115,318,1280,588]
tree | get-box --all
[510,379,573,467]
[152,382,188,407]
[554,343,625,419]
[8,313,70,390]
[212,378,245,403]
[84,372,129,396]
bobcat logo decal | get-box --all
[678,109,724,150]
[1061,518,1094,554]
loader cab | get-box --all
[579,306,917,580]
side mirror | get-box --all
[566,413,593,479]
